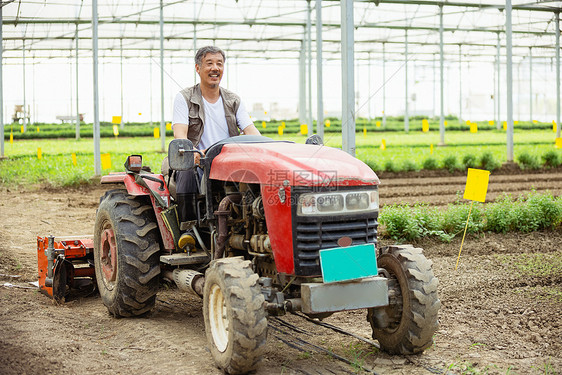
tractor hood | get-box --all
[208,142,379,187]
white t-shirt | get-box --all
[172,92,253,150]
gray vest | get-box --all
[179,84,242,148]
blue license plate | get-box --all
[319,244,378,283]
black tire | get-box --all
[203,257,267,375]
[368,245,440,354]
[94,189,161,317]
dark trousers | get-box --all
[175,169,200,223]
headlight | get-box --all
[297,189,379,216]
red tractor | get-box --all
[38,135,440,374]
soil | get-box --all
[0,169,561,375]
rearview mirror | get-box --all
[168,139,195,170]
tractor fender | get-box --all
[101,173,175,251]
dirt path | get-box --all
[0,177,561,374]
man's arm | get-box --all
[173,123,188,139]
[240,124,261,136]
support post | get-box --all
[439,5,445,145]
[316,0,324,140]
[120,38,124,129]
[307,0,313,137]
[299,41,306,127]
[69,51,73,129]
[529,47,532,123]
[404,29,409,133]
[150,52,153,127]
[75,24,80,140]
[22,40,26,132]
[160,0,165,153]
[493,49,497,125]
[341,0,355,156]
[382,42,386,127]
[92,0,101,176]
[497,32,501,130]
[368,52,371,120]
[506,0,514,162]
[433,53,436,119]
[459,44,462,125]
[555,12,562,138]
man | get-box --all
[172,46,260,223]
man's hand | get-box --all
[194,149,206,166]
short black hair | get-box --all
[195,46,226,65]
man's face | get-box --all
[196,52,224,89]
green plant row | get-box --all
[5,117,556,140]
[1,139,561,187]
[363,149,562,173]
[379,191,562,242]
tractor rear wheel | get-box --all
[203,257,267,375]
[368,245,440,354]
[94,189,161,317]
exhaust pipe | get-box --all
[164,269,204,297]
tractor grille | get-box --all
[293,215,378,276]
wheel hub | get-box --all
[100,228,117,283]
[208,284,229,353]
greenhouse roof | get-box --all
[2,0,562,63]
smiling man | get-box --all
[171,46,260,224]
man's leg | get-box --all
[175,169,199,223]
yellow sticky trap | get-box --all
[533,120,538,124]
[430,144,434,155]
[166,122,172,131]
[325,120,331,128]
[37,148,42,160]
[20,126,24,133]
[463,168,490,203]
[465,120,471,125]
[36,127,40,132]
[514,120,519,125]
[10,132,13,144]
[112,116,121,124]
[555,138,562,149]
[422,119,429,132]
[380,139,387,150]
[376,120,381,128]
[113,125,119,136]
[488,120,494,126]
[281,121,286,128]
[101,153,112,170]
[553,120,557,133]
[470,123,478,133]
[300,124,308,135]
[71,153,77,166]
[154,127,160,139]
[262,121,266,129]
[444,120,448,127]
[138,112,142,116]
[363,126,367,137]
[278,126,283,136]
[503,121,507,130]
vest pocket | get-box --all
[189,117,201,128]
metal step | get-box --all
[160,253,210,266]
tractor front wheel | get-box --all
[203,257,267,375]
[368,245,440,354]
[94,189,161,317]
